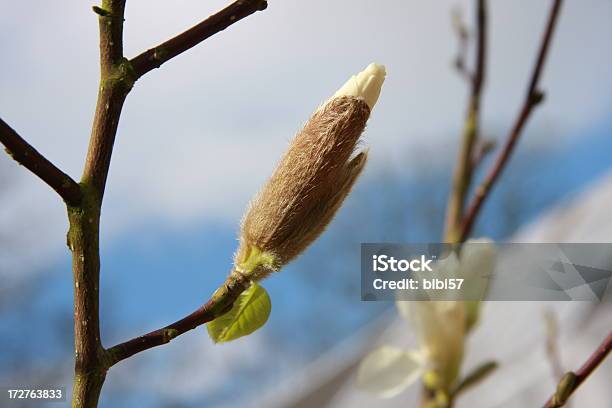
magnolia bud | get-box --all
[234,63,386,280]
[333,63,386,110]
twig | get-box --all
[0,118,82,206]
[130,0,268,79]
[444,0,487,243]
[460,0,563,241]
[106,272,251,365]
[81,0,131,201]
[543,331,612,407]
[470,138,496,170]
[452,361,498,397]
[451,6,472,83]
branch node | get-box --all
[92,6,112,17]
[552,371,577,407]
[471,138,496,170]
[4,147,15,160]
[532,90,546,106]
[104,58,136,94]
[153,47,169,63]
[162,329,179,343]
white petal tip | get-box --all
[332,63,386,109]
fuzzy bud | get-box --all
[234,63,386,280]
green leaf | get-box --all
[207,282,271,343]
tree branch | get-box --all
[106,272,251,366]
[543,331,612,408]
[0,118,82,206]
[130,0,268,79]
[70,1,269,404]
[445,0,487,243]
[81,0,131,201]
[460,0,563,241]
[70,2,128,407]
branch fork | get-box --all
[0,1,267,406]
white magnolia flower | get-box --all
[357,239,496,398]
[398,300,466,392]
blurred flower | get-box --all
[358,239,496,398]
[234,63,386,280]
[398,300,466,393]
[357,345,424,398]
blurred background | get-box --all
[0,0,611,407]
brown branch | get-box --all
[459,0,563,241]
[71,1,269,404]
[106,272,251,366]
[444,0,487,243]
[81,0,131,201]
[0,0,269,406]
[543,331,612,408]
[70,2,129,407]
[130,0,268,79]
[0,118,82,206]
